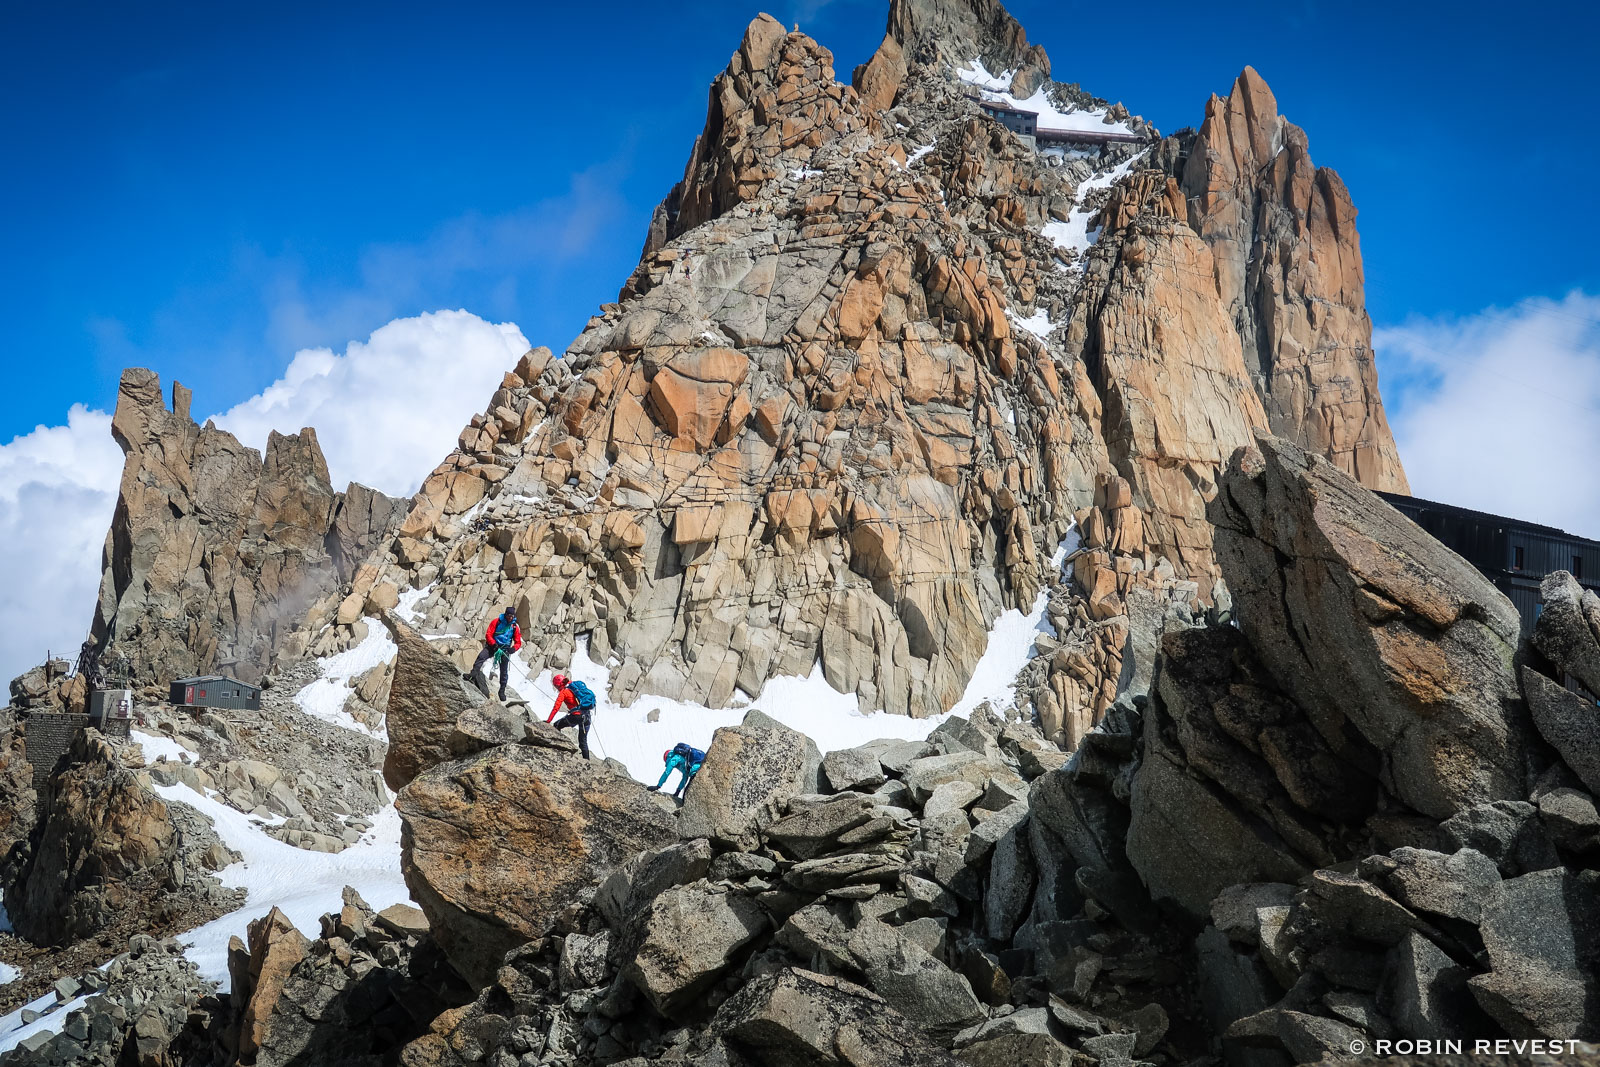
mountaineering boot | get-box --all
[498,687,507,702]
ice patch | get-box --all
[498,556,1072,781]
[0,961,15,985]
[1051,521,1082,571]
[788,168,823,180]
[956,58,1016,92]
[1007,306,1053,341]
[949,589,1052,718]
[906,142,936,166]
[498,644,952,784]
[0,991,90,1055]
[1043,153,1145,262]
[394,582,434,624]
[292,622,397,737]
[136,731,190,764]
[960,57,1133,139]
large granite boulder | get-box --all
[1467,868,1600,1038]
[1211,435,1526,818]
[381,615,488,791]
[395,741,676,988]
[620,880,768,1016]
[6,731,177,944]
[677,709,821,850]
[1531,571,1600,697]
[711,966,962,1067]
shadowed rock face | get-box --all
[379,615,488,792]
[5,731,175,944]
[1211,435,1524,819]
[87,368,408,686]
[395,741,677,989]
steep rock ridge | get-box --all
[1180,67,1409,492]
[88,369,408,688]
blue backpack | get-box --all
[673,743,706,764]
[568,680,597,711]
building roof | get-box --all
[1379,492,1600,548]
[172,674,259,688]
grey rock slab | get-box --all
[764,793,878,859]
[1523,666,1600,794]
[710,967,961,1067]
[903,751,994,803]
[784,852,902,892]
[1438,800,1560,876]
[621,881,768,1017]
[1538,787,1600,851]
[774,902,855,971]
[1467,867,1600,1038]
[1531,572,1600,696]
[877,740,937,777]
[821,746,886,793]
[923,780,983,820]
[1379,931,1480,1041]
[678,710,817,850]
[1375,847,1501,925]
[1209,883,1297,946]
[845,918,986,1042]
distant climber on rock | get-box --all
[546,672,597,758]
[647,742,705,801]
[466,606,521,702]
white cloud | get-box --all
[0,310,529,684]
[0,406,124,684]
[1378,292,1600,538]
[212,309,530,496]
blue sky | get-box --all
[1,0,1597,680]
[4,0,1597,437]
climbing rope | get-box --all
[500,653,610,761]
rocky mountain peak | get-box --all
[884,0,1049,95]
[1181,65,1409,492]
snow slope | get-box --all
[1042,153,1144,261]
[293,624,396,737]
[957,59,1133,136]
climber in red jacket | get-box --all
[467,607,521,701]
[546,673,597,758]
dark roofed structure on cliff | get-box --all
[1381,492,1600,636]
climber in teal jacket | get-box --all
[649,743,705,800]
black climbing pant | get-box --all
[471,645,510,698]
[552,711,591,758]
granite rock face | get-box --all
[379,615,489,792]
[312,0,1408,750]
[1211,435,1525,819]
[1182,68,1409,493]
[394,740,677,989]
[87,369,409,687]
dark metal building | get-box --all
[170,675,261,711]
[1379,493,1600,635]
[976,99,1036,137]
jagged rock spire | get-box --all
[1182,66,1410,492]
